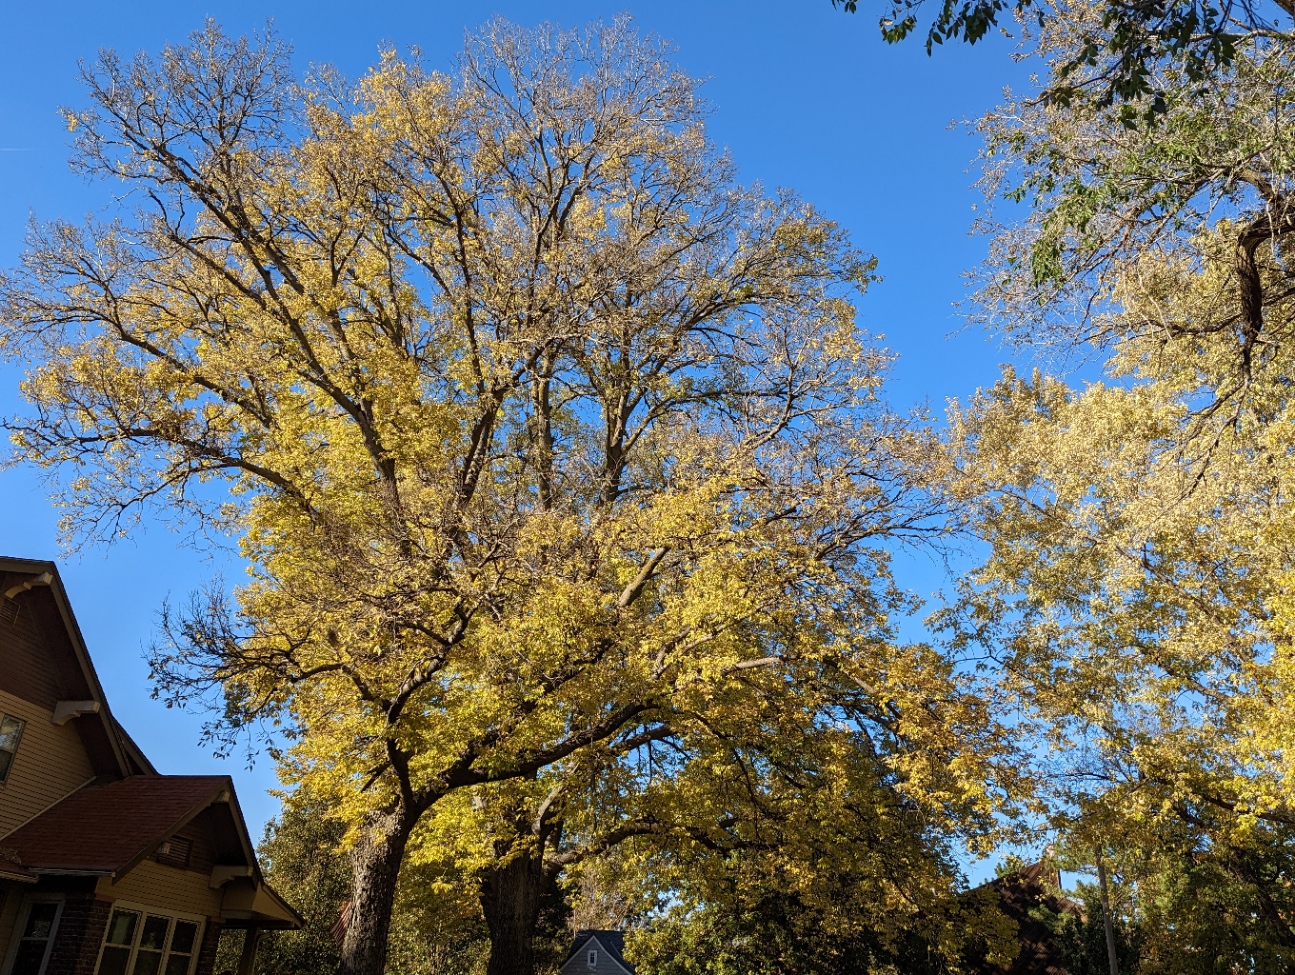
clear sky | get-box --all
[0,1,1030,851]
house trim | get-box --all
[0,893,65,975]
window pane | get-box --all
[0,749,13,782]
[169,922,197,955]
[11,940,48,975]
[23,903,57,940]
[139,916,169,951]
[97,945,132,975]
[163,955,192,975]
[0,716,25,749]
[106,910,138,946]
[132,951,163,975]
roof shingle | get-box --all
[967,862,1073,975]
[3,775,229,875]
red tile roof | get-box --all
[3,775,230,876]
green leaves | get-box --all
[837,0,1262,123]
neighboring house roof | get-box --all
[563,930,634,975]
[967,862,1073,975]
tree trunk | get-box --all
[339,808,414,975]
[480,847,546,975]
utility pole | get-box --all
[1095,847,1120,975]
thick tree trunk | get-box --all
[480,847,546,975]
[339,808,414,975]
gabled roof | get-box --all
[0,557,301,931]
[564,930,634,975]
[0,556,152,779]
[966,862,1074,975]
[3,775,234,877]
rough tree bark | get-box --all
[340,807,415,975]
[479,847,548,975]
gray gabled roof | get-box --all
[563,930,634,975]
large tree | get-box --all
[944,13,1295,969]
[0,18,1011,975]
[614,721,1017,975]
[411,653,1013,975]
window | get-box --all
[587,948,598,967]
[95,909,201,975]
[0,716,25,784]
[8,899,63,975]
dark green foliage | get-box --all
[215,796,497,975]
[525,871,575,975]
[832,0,1279,121]
[628,891,925,975]
[214,797,352,975]
[1032,886,1140,975]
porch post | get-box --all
[236,926,262,975]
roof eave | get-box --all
[111,780,232,882]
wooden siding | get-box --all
[100,861,223,918]
[561,936,634,975]
[0,597,63,710]
[166,821,216,877]
[0,689,95,839]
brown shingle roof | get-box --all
[3,775,229,876]
[966,862,1074,975]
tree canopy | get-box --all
[0,18,1018,975]
[941,10,1295,969]
[836,0,1294,122]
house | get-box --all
[0,557,300,975]
[561,930,634,975]
[965,862,1073,975]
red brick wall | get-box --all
[195,919,223,975]
[44,895,111,975]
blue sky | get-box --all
[0,1,1029,851]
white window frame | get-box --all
[587,947,598,967]
[0,714,27,787]
[0,894,65,975]
[91,902,205,975]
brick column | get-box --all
[44,894,112,975]
[194,919,223,975]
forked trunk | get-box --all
[339,808,414,975]
[480,847,547,975]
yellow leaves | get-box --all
[949,229,1295,875]
[0,23,1006,963]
